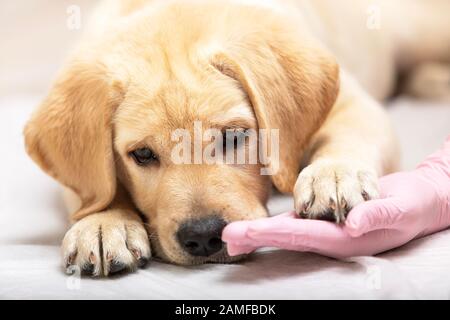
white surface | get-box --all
[0,95,449,299]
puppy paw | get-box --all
[294,159,379,223]
[62,210,151,277]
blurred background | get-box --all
[1,0,94,96]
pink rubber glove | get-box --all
[223,136,450,259]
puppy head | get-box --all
[24,4,339,265]
[113,77,272,264]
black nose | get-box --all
[177,216,227,257]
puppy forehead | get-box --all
[116,101,254,133]
[114,93,255,148]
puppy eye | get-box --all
[129,148,158,166]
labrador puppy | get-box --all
[24,0,450,276]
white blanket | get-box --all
[1,96,449,299]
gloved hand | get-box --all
[222,136,450,259]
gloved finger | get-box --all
[222,212,297,245]
[329,228,408,258]
[248,219,410,259]
[222,219,256,247]
[226,216,411,258]
[242,217,383,258]
[223,212,306,256]
[244,217,350,252]
[223,212,311,254]
[345,197,404,237]
[226,242,257,256]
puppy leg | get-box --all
[294,73,399,223]
[62,188,151,277]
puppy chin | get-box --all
[150,235,247,265]
[175,252,248,266]
[184,249,248,265]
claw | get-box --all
[65,252,76,268]
[109,261,127,274]
[89,252,97,264]
[130,248,142,260]
[82,263,95,275]
[137,257,149,268]
[362,190,370,201]
[329,198,337,211]
[321,209,337,222]
[339,197,347,211]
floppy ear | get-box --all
[24,59,124,221]
[210,26,340,193]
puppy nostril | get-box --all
[184,240,199,249]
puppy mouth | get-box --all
[147,228,246,265]
[180,246,247,265]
